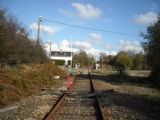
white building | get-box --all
[50,51,72,65]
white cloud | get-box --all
[43,39,143,59]
[89,33,102,43]
[30,23,58,34]
[58,8,74,18]
[43,39,117,59]
[72,2,102,19]
[44,42,58,52]
[44,40,78,53]
[86,48,101,58]
[87,48,117,59]
[73,41,92,49]
[134,12,158,25]
[119,40,143,53]
[88,33,112,50]
[58,39,114,59]
[59,40,79,53]
[60,39,70,50]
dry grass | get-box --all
[0,63,67,107]
[127,70,151,77]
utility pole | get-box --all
[70,35,73,68]
[37,16,42,44]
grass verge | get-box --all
[0,63,67,107]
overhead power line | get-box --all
[42,18,140,38]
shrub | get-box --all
[0,84,4,92]
[0,63,67,105]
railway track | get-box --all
[44,73,104,120]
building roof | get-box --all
[51,51,72,57]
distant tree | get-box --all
[142,15,160,84]
[73,50,95,67]
[115,51,133,70]
[133,52,145,70]
[99,52,106,61]
[99,52,114,69]
[98,51,147,70]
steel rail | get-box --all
[44,77,77,120]
[88,72,105,120]
[44,73,105,120]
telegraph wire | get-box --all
[42,18,140,38]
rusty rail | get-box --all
[44,78,77,120]
[88,72,105,120]
[44,73,104,120]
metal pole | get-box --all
[37,16,42,44]
[70,35,73,68]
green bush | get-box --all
[0,84,5,92]
[53,60,65,66]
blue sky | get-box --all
[1,0,159,58]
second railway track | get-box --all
[44,73,104,120]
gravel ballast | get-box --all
[0,79,70,120]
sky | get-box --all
[0,0,159,58]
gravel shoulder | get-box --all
[0,79,73,120]
[92,75,160,120]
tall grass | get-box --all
[0,63,67,106]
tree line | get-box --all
[73,50,95,68]
[99,51,146,70]
[142,15,160,85]
[72,49,146,70]
[0,9,49,67]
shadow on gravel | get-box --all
[101,90,160,119]
[76,73,89,80]
[90,73,160,90]
[74,74,160,120]
[77,73,152,88]
[84,74,160,120]
[77,73,160,119]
